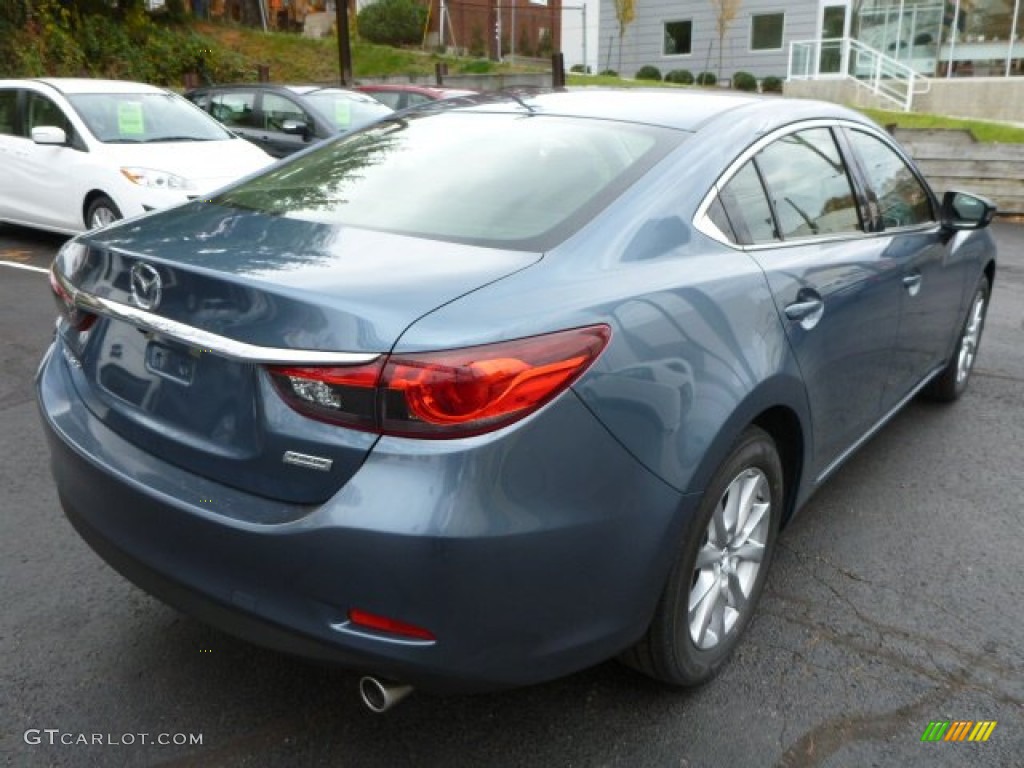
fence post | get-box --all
[435,62,448,87]
[552,52,566,88]
[257,64,270,83]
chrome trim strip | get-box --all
[814,365,944,486]
[691,118,940,252]
[58,273,380,367]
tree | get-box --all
[613,0,634,73]
[710,0,741,80]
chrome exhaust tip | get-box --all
[359,676,413,713]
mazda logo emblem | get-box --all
[130,263,162,311]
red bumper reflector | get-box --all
[348,609,436,641]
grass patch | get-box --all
[196,22,540,83]
[858,107,1024,144]
[567,74,690,88]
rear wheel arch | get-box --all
[683,377,809,519]
[752,405,804,528]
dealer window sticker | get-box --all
[334,100,351,128]
[118,102,145,136]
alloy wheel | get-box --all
[688,467,772,650]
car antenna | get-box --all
[498,90,536,114]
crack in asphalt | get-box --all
[774,663,975,768]
[764,543,1023,767]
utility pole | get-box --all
[336,0,353,86]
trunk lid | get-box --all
[59,203,540,504]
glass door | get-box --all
[820,3,849,73]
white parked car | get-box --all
[0,78,274,234]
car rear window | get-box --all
[211,111,682,249]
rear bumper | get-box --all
[37,341,692,693]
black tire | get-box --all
[85,195,122,230]
[621,426,783,686]
[923,274,990,403]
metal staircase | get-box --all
[788,37,932,112]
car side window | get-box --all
[405,93,433,108]
[845,129,934,228]
[210,91,258,129]
[0,90,16,136]
[261,93,309,132]
[755,128,862,239]
[716,161,778,245]
[368,91,402,110]
[25,92,71,136]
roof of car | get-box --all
[184,82,379,100]
[440,88,875,134]
[25,78,169,95]
[357,84,475,96]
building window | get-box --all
[751,13,785,51]
[664,20,693,56]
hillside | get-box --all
[0,8,539,87]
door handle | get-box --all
[903,272,922,297]
[784,298,825,330]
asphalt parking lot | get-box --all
[1,222,1022,767]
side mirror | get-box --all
[31,126,68,146]
[281,119,312,140]
[941,190,996,231]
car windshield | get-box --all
[302,90,393,132]
[211,111,682,249]
[68,92,233,143]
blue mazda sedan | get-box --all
[38,90,996,711]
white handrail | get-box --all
[787,37,926,112]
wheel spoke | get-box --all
[726,571,749,612]
[731,538,766,564]
[689,571,717,611]
[707,589,726,645]
[694,543,721,570]
[721,482,742,539]
[733,470,761,534]
[734,498,770,548]
[709,501,729,548]
[689,576,722,647]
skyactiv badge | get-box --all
[921,720,997,742]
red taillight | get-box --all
[269,360,384,431]
[268,324,611,439]
[348,609,435,642]
[49,267,96,332]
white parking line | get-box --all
[0,261,48,275]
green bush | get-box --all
[635,65,662,81]
[664,69,694,85]
[599,69,618,77]
[696,71,717,86]
[459,59,494,74]
[570,64,591,74]
[0,2,248,85]
[357,0,427,47]
[761,75,783,93]
[733,71,757,92]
